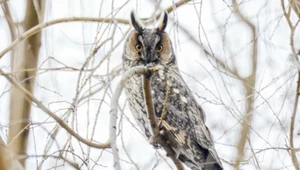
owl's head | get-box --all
[123,11,175,69]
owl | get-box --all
[122,11,223,170]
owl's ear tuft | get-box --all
[157,11,168,32]
[130,11,144,32]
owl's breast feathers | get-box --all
[125,64,222,169]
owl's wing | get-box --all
[160,120,195,159]
[159,105,222,168]
[194,105,223,167]
[151,65,222,168]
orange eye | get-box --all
[135,44,143,51]
[155,44,163,52]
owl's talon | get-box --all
[149,136,160,149]
[166,140,171,145]
[160,130,166,135]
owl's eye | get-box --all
[135,44,143,51]
[155,44,163,52]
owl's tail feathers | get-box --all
[203,151,223,170]
[188,163,222,170]
[213,164,223,170]
[178,154,223,170]
[202,163,223,170]
[178,154,199,170]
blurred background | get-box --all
[0,0,300,169]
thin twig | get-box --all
[158,84,171,128]
[165,0,191,13]
[26,154,81,170]
[0,69,110,149]
[0,0,191,61]
[232,0,258,169]
[281,1,300,169]
[7,123,30,146]
[289,72,300,170]
[281,0,300,57]
[0,17,129,60]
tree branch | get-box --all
[0,136,24,170]
[143,68,184,170]
[289,72,300,170]
[109,66,149,170]
[109,66,184,170]
[0,17,129,60]
[0,68,110,149]
[232,0,258,169]
[0,0,192,61]
[165,0,191,13]
[281,1,300,169]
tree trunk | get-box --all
[0,137,24,170]
[8,0,44,166]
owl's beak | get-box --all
[142,50,158,64]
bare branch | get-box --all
[0,68,110,149]
[0,136,24,170]
[281,1,300,169]
[109,66,149,170]
[158,84,171,127]
[165,0,191,13]
[232,0,258,169]
[143,69,185,170]
[0,17,129,60]
[281,0,300,58]
[289,72,300,170]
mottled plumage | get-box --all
[123,11,223,170]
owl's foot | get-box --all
[149,130,167,149]
[165,144,181,159]
[149,135,160,149]
[159,129,166,135]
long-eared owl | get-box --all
[122,11,223,170]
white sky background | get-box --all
[0,0,300,170]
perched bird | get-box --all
[123,11,223,170]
